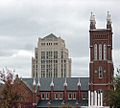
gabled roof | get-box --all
[43,33,58,39]
[22,77,89,91]
[21,78,33,92]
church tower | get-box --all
[89,12,114,93]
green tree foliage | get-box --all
[110,67,120,108]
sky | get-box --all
[0,0,120,78]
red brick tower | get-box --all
[89,12,114,93]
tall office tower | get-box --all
[89,12,114,105]
[32,33,71,78]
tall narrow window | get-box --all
[55,94,58,100]
[46,93,49,100]
[99,44,102,60]
[94,44,97,60]
[59,93,63,100]
[61,51,63,58]
[68,93,72,100]
[108,48,111,60]
[41,93,45,100]
[98,66,103,79]
[41,51,45,59]
[103,44,107,60]
[73,93,76,100]
[54,51,58,58]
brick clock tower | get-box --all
[89,12,114,105]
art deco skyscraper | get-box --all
[32,33,71,78]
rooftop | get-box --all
[22,77,89,92]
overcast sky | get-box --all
[0,0,120,78]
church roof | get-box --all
[37,100,88,107]
[22,77,89,92]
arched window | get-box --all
[98,66,103,79]
[99,44,102,60]
[94,44,97,60]
[103,44,107,60]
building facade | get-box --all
[32,33,71,78]
[24,77,89,107]
[0,77,89,108]
[89,12,114,106]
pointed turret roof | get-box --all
[90,12,96,24]
[50,78,54,87]
[106,11,112,23]
[37,80,40,87]
[77,78,81,86]
[33,78,36,86]
[63,78,67,87]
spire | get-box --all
[37,69,40,87]
[37,79,40,87]
[33,71,36,86]
[50,78,54,87]
[90,12,96,29]
[106,11,111,23]
[33,78,36,86]
[106,11,112,29]
[77,78,81,86]
[64,78,67,86]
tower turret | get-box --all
[106,11,112,29]
[64,78,67,87]
[50,78,54,102]
[50,78,54,87]
[77,78,81,101]
[90,12,96,29]
[77,78,81,87]
[89,12,114,106]
[63,78,68,103]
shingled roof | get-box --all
[22,77,89,92]
[37,100,88,107]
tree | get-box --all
[0,68,22,108]
[109,67,120,108]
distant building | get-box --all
[89,12,114,106]
[32,33,71,78]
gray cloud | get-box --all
[0,0,120,77]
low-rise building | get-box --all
[22,77,89,107]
